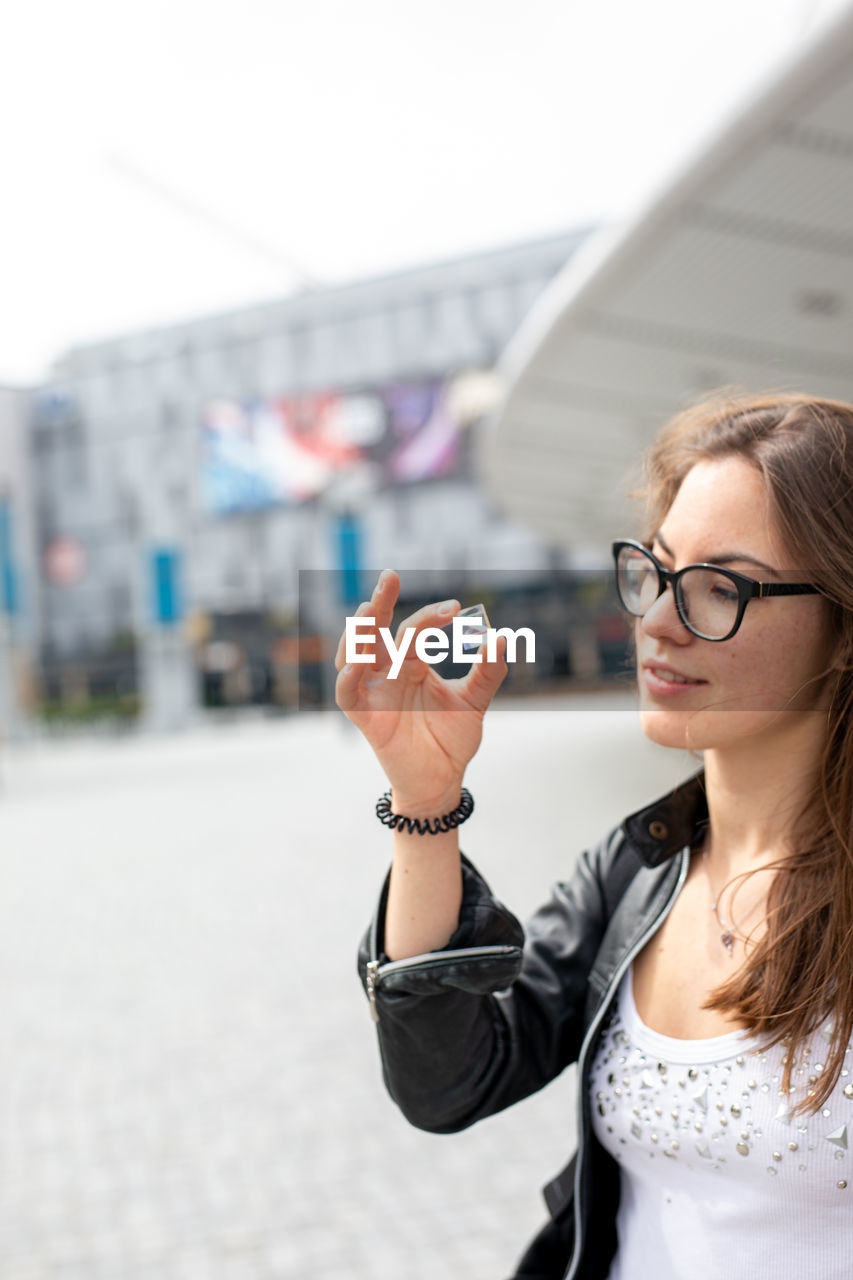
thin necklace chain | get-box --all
[701,844,756,957]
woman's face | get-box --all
[636,455,837,753]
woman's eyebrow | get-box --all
[653,530,778,574]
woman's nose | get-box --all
[639,583,692,644]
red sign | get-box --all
[43,536,86,587]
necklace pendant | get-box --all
[721,931,735,955]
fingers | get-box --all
[379,598,459,680]
[393,598,459,648]
[334,570,399,672]
[371,569,399,631]
[333,599,374,672]
[333,583,510,716]
[332,571,461,701]
[334,659,367,713]
[459,633,509,714]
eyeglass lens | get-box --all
[616,546,739,640]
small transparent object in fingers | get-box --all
[439,603,491,656]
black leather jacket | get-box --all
[357,771,709,1280]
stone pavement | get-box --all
[0,698,692,1279]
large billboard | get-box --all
[201,378,466,515]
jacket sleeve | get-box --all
[356,837,618,1135]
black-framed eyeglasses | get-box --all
[612,539,821,642]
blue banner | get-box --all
[0,498,19,616]
[150,548,183,625]
[336,512,362,607]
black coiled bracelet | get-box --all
[375,787,474,836]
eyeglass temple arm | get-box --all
[754,583,820,599]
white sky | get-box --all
[2,0,849,385]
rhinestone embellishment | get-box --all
[826,1125,848,1151]
[589,970,853,1203]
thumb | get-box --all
[461,634,508,714]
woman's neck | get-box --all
[702,714,825,876]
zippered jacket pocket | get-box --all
[365,944,523,1022]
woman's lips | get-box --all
[642,664,708,698]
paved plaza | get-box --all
[0,698,692,1279]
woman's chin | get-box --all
[638,691,720,750]
[639,706,696,750]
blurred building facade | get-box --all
[0,385,39,735]
[25,229,600,726]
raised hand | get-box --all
[334,569,508,808]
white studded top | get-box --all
[589,965,853,1280]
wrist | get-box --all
[390,782,465,820]
[380,785,473,837]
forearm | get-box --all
[357,852,528,1133]
[383,782,465,960]
[358,844,608,1133]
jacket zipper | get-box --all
[565,845,691,1280]
[365,945,521,1024]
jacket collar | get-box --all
[622,769,708,867]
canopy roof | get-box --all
[483,4,853,551]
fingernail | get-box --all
[438,600,457,615]
[341,664,352,675]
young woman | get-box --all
[336,391,853,1279]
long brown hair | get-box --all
[638,388,853,1114]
